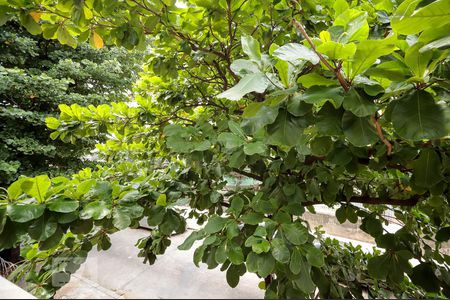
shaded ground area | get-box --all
[55,229,263,299]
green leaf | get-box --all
[392,91,447,141]
[287,95,313,117]
[273,43,319,65]
[159,210,182,235]
[367,254,390,279]
[28,214,58,241]
[241,104,279,134]
[413,149,443,188]
[293,256,315,294]
[241,35,261,62]
[48,199,79,213]
[204,215,227,234]
[228,196,244,217]
[391,0,450,35]
[217,74,269,101]
[226,264,241,288]
[156,193,167,206]
[7,204,45,223]
[240,212,264,225]
[7,178,26,200]
[112,209,131,229]
[342,111,377,147]
[317,41,356,60]
[297,73,336,88]
[334,9,369,43]
[410,263,440,293]
[228,246,244,265]
[298,86,344,106]
[335,206,347,224]
[346,36,396,78]
[80,201,110,220]
[19,13,42,35]
[306,246,324,268]
[228,120,246,138]
[281,223,309,245]
[21,175,51,202]
[243,141,267,155]
[342,88,377,117]
[290,248,302,275]
[218,133,245,149]
[178,230,205,250]
[266,109,304,148]
[436,227,450,242]
[257,253,275,277]
[271,239,290,263]
[420,35,450,53]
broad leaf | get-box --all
[273,43,319,65]
[217,74,269,101]
[392,91,446,141]
[342,112,377,147]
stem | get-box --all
[371,115,393,156]
[292,19,350,91]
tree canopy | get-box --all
[0,0,449,298]
[0,20,142,185]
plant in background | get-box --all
[0,0,449,298]
[0,20,142,185]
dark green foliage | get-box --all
[0,21,142,185]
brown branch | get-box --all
[371,115,393,156]
[303,195,420,207]
[292,19,350,92]
[231,168,263,181]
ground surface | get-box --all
[55,228,263,299]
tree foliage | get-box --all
[0,21,142,185]
[0,0,449,298]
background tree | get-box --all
[0,0,449,299]
[0,20,142,185]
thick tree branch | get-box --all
[303,195,420,207]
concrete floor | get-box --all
[55,229,263,299]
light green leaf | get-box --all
[334,9,369,43]
[273,43,319,65]
[297,73,337,88]
[156,193,167,206]
[317,41,356,60]
[347,36,397,78]
[392,91,447,141]
[342,111,378,147]
[420,36,450,53]
[217,74,269,101]
[21,175,51,202]
[391,0,450,35]
[241,35,261,62]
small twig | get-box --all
[292,19,350,92]
[371,115,393,156]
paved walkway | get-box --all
[55,229,263,299]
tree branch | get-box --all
[292,19,350,92]
[231,168,263,181]
[303,195,420,207]
[371,115,393,156]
